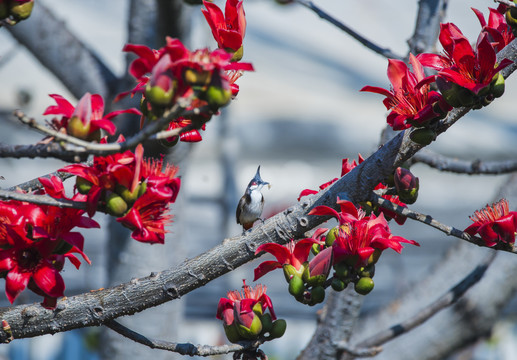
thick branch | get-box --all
[6,1,117,99]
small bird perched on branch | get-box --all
[236,166,270,233]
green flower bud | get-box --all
[223,323,241,343]
[331,277,346,292]
[230,46,244,62]
[106,193,128,217]
[288,275,305,298]
[145,82,174,106]
[138,182,147,197]
[368,249,382,265]
[410,128,436,146]
[67,116,91,140]
[490,72,505,98]
[259,313,273,334]
[360,264,375,278]
[311,243,320,255]
[9,0,34,21]
[116,184,140,205]
[355,277,375,295]
[270,319,287,339]
[205,85,232,109]
[457,87,475,107]
[333,262,349,280]
[237,315,262,340]
[309,286,325,305]
[325,226,339,247]
[76,176,93,195]
[283,263,303,283]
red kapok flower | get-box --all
[361,54,450,130]
[472,7,515,53]
[310,199,419,267]
[253,238,319,281]
[202,0,246,58]
[44,93,141,139]
[465,199,517,247]
[216,280,277,342]
[418,24,513,95]
[0,226,65,308]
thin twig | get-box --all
[105,320,262,356]
[410,149,517,175]
[346,251,496,351]
[372,194,517,253]
[0,189,86,209]
[6,159,93,192]
[13,101,208,156]
[293,0,403,60]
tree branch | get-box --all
[410,148,517,175]
[6,1,118,99]
[373,194,517,253]
[105,320,261,356]
[11,102,203,158]
[343,251,495,355]
[0,189,86,209]
[293,0,403,60]
[407,0,448,55]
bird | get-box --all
[236,166,269,233]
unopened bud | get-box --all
[490,72,505,98]
[145,82,174,106]
[67,116,91,140]
[230,46,244,62]
[355,277,374,295]
[9,0,34,21]
[236,314,262,340]
[410,128,436,146]
[394,167,419,204]
[106,193,128,216]
[308,286,325,305]
[259,313,273,334]
[205,85,232,109]
[288,275,305,298]
[116,184,140,205]
[331,277,346,292]
[270,319,287,339]
[76,176,93,195]
[223,323,241,343]
[325,226,339,247]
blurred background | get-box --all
[0,0,516,359]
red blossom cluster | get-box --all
[0,177,99,308]
[362,6,514,130]
[299,155,408,225]
[254,198,418,301]
[60,136,181,244]
[120,11,252,145]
